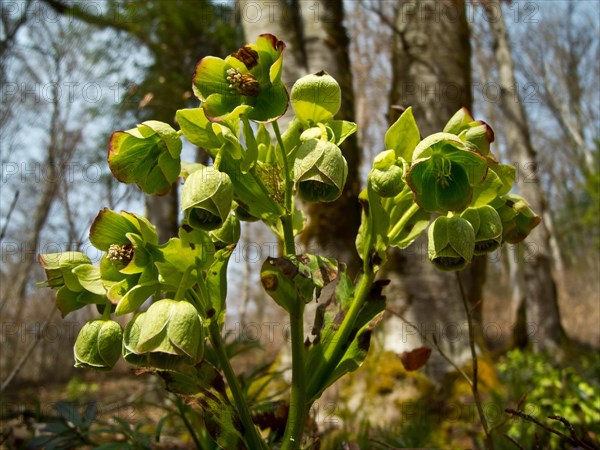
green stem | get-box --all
[273,119,307,449]
[387,202,420,241]
[305,269,376,401]
[101,301,112,320]
[456,272,494,450]
[186,288,204,315]
[280,304,305,450]
[208,322,266,450]
[175,265,194,301]
[273,120,294,214]
[280,214,297,257]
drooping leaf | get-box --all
[206,245,235,326]
[176,107,221,149]
[305,269,388,403]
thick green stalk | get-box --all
[273,119,307,450]
[273,120,296,255]
[280,303,305,450]
[208,322,267,450]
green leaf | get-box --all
[326,120,357,146]
[490,162,516,196]
[261,254,338,313]
[55,286,86,317]
[206,245,235,326]
[122,211,159,245]
[355,186,389,269]
[155,360,245,449]
[305,270,387,402]
[385,192,430,249]
[115,281,159,315]
[72,264,106,296]
[385,107,420,162]
[471,169,503,207]
[154,235,212,289]
[218,153,284,220]
[212,122,243,161]
[141,120,182,158]
[176,108,221,149]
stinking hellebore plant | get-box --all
[39,34,540,449]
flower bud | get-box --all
[181,165,233,231]
[464,122,494,156]
[294,139,347,202]
[131,299,204,366]
[291,71,341,124]
[492,194,541,244]
[443,107,475,135]
[368,150,405,197]
[428,216,475,271]
[38,252,91,291]
[74,319,122,371]
[460,206,503,255]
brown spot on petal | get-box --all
[261,274,278,291]
[231,46,259,70]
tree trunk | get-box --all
[239,0,362,271]
[483,0,565,350]
[382,0,487,378]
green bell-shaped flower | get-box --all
[428,215,475,271]
[38,252,107,317]
[124,299,204,368]
[291,71,341,125]
[491,194,541,244]
[406,133,488,213]
[192,34,288,123]
[88,208,163,315]
[460,205,503,255]
[74,319,123,371]
[368,150,405,198]
[108,121,182,195]
[294,139,348,202]
[210,213,241,248]
[181,165,233,231]
[38,252,91,291]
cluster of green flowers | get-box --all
[37,35,354,372]
[38,32,539,379]
[363,107,541,271]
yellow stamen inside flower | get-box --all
[226,68,260,97]
[107,243,134,266]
